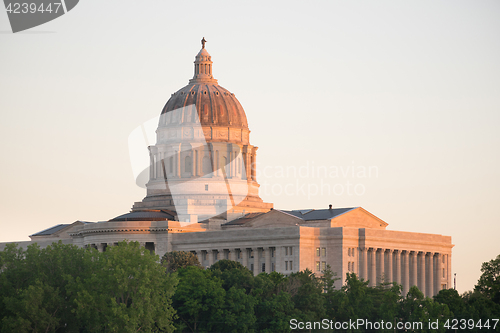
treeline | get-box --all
[1,242,499,333]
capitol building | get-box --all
[0,40,453,296]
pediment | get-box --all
[330,207,388,229]
[246,210,303,228]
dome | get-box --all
[160,44,248,129]
[161,84,248,129]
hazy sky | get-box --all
[1,0,499,294]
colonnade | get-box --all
[358,248,446,297]
[191,246,296,276]
[148,144,258,181]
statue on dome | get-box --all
[201,37,207,49]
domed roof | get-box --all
[160,44,248,129]
[161,84,248,129]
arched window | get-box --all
[185,156,192,173]
[169,157,174,173]
[202,156,212,175]
[222,156,227,175]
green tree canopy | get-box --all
[161,250,201,273]
[475,254,500,305]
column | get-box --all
[418,252,426,296]
[229,248,236,261]
[275,246,282,273]
[377,249,385,285]
[386,249,393,284]
[264,247,272,273]
[191,150,196,176]
[361,248,368,281]
[208,250,214,267]
[411,251,418,290]
[370,248,377,287]
[427,253,434,297]
[395,250,401,286]
[436,253,443,294]
[242,248,248,268]
[196,251,203,266]
[148,147,155,180]
[403,251,410,296]
[176,149,181,178]
[253,248,260,276]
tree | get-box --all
[161,251,201,273]
[173,266,226,332]
[0,242,90,333]
[209,259,255,293]
[70,241,178,333]
[475,254,500,305]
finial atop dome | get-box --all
[189,39,218,84]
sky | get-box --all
[1,0,499,294]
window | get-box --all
[271,248,275,257]
[322,248,326,257]
[285,247,288,256]
[237,250,241,259]
[285,261,288,270]
[205,184,208,191]
[262,263,265,272]
[348,262,351,271]
[290,261,293,271]
[321,261,326,271]
[251,264,254,271]
[348,248,351,257]
[184,156,192,173]
[316,261,320,271]
[443,268,445,278]
[316,247,320,256]
[290,247,293,256]
[271,263,275,272]
[250,250,254,258]
[442,255,445,263]
[202,156,212,175]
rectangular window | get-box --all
[262,263,265,273]
[237,250,241,259]
[321,261,326,271]
[322,247,326,257]
[285,261,288,270]
[443,268,445,278]
[316,247,320,256]
[251,264,254,271]
[205,184,209,191]
[271,248,275,257]
[250,250,254,258]
[290,247,293,256]
[316,261,320,271]
[285,247,288,256]
[271,263,275,272]
[290,261,293,271]
[442,255,445,263]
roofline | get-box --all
[29,224,68,237]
